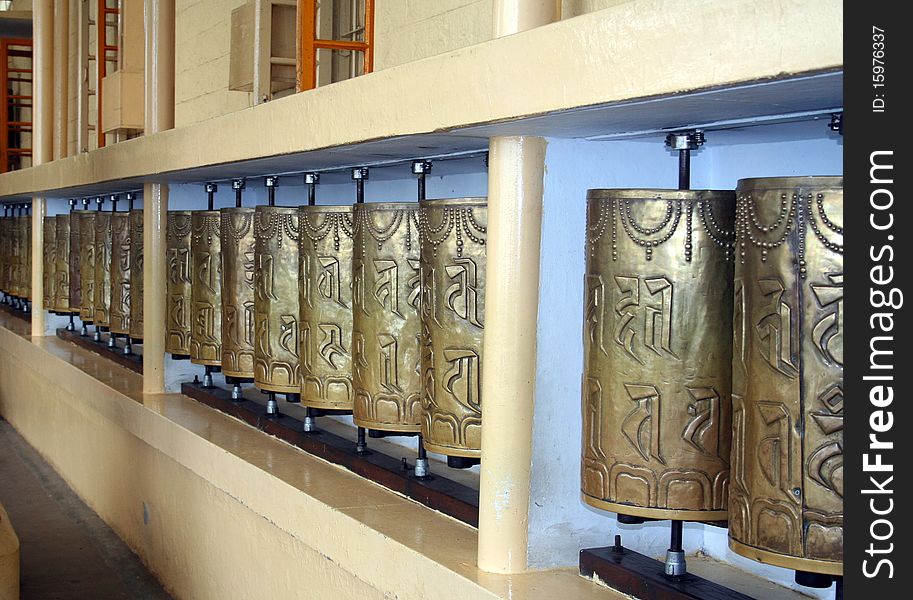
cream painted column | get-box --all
[477,0,559,574]
[53,0,69,160]
[143,0,176,393]
[31,0,54,337]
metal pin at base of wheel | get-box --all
[728,177,843,577]
[418,198,487,462]
[580,189,735,522]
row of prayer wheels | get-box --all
[581,177,843,578]
[162,195,487,463]
[1,173,840,580]
[0,205,32,305]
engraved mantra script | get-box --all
[621,383,726,465]
[613,275,675,364]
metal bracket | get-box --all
[829,112,843,136]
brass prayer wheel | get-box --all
[93,212,112,327]
[78,212,97,323]
[109,212,132,335]
[581,190,735,521]
[418,197,487,459]
[54,214,74,313]
[728,177,843,575]
[166,211,193,356]
[297,204,354,408]
[253,205,301,394]
[68,212,81,312]
[21,215,31,300]
[0,216,8,295]
[129,209,144,340]
[190,210,222,366]
[10,216,21,298]
[220,207,256,379]
[580,189,735,521]
[351,202,422,432]
[43,216,57,310]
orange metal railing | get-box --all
[0,38,33,173]
[297,0,374,92]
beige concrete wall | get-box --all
[374,0,632,70]
[170,0,631,126]
[374,0,493,70]
[175,0,251,128]
[0,317,620,600]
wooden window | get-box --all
[0,38,33,172]
[297,0,375,92]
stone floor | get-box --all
[0,418,172,599]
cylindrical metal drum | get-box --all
[109,212,132,335]
[21,215,31,300]
[129,209,144,340]
[166,211,193,356]
[190,210,222,366]
[93,212,112,327]
[0,216,9,295]
[297,204,354,407]
[580,190,735,521]
[54,215,74,313]
[68,212,82,313]
[220,207,256,379]
[351,202,422,432]
[78,212,96,323]
[728,177,843,575]
[418,198,487,458]
[43,216,57,311]
[9,216,20,298]
[253,206,301,394]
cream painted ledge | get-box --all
[0,316,624,600]
[0,0,842,200]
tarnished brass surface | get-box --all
[729,176,843,574]
[43,217,57,311]
[109,213,132,334]
[298,204,354,407]
[220,207,256,378]
[581,189,735,521]
[254,206,301,394]
[0,217,9,294]
[21,216,31,300]
[351,202,422,432]
[78,212,97,322]
[93,212,112,327]
[166,211,194,355]
[54,215,74,313]
[68,212,82,312]
[418,198,487,458]
[110,212,133,332]
[190,211,222,366]
[9,217,21,297]
[129,209,144,340]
